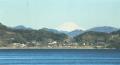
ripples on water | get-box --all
[0,49,120,65]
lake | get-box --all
[0,49,120,65]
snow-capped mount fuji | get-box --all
[57,22,83,32]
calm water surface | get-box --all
[0,49,120,65]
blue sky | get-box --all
[0,0,120,30]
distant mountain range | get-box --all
[65,26,118,37]
[14,25,32,30]
[42,26,118,37]
[39,28,83,37]
[87,26,118,33]
[14,25,119,37]
[65,30,84,37]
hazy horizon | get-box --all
[0,0,120,31]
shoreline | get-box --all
[0,47,116,50]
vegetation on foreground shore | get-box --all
[0,22,120,49]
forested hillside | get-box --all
[0,23,69,48]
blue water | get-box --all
[0,49,120,65]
